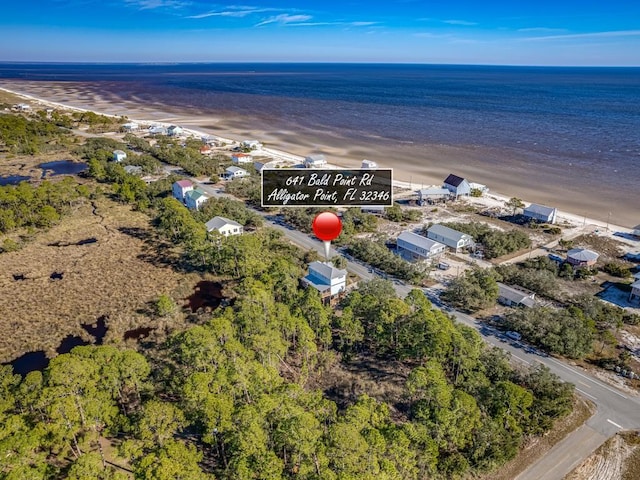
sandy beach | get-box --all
[1,80,638,229]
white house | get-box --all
[497,283,536,308]
[443,174,471,197]
[223,166,249,180]
[418,188,451,205]
[14,103,31,111]
[361,159,378,169]
[427,224,474,252]
[523,203,557,224]
[112,150,127,162]
[149,125,168,136]
[242,139,262,150]
[206,216,243,237]
[185,188,208,210]
[172,179,194,203]
[302,261,347,298]
[122,122,139,131]
[397,231,446,262]
[167,125,183,137]
[304,154,327,168]
[232,153,253,164]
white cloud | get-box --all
[187,5,280,19]
[255,14,312,27]
[517,27,567,33]
[520,29,640,41]
[442,19,477,26]
[125,0,190,9]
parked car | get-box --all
[506,331,522,341]
[437,262,450,270]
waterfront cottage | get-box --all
[112,150,127,162]
[149,125,168,136]
[361,159,378,169]
[167,125,183,137]
[566,248,599,267]
[523,203,557,224]
[172,179,194,203]
[122,122,139,131]
[397,231,446,262]
[427,224,474,252]
[304,154,327,168]
[206,216,243,237]
[185,188,208,210]
[232,153,253,164]
[302,261,347,301]
[443,174,471,197]
[418,187,451,205]
[497,283,536,308]
[242,139,262,150]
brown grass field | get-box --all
[0,197,202,362]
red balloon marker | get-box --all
[312,212,342,259]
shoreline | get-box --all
[0,84,637,233]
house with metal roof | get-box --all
[566,248,599,267]
[206,216,243,237]
[443,174,471,197]
[418,187,451,205]
[185,188,208,210]
[172,179,194,203]
[148,125,168,135]
[304,154,327,168]
[497,283,536,308]
[397,231,446,262]
[223,166,249,180]
[302,261,347,298]
[426,224,474,252]
[523,203,557,224]
[361,159,378,169]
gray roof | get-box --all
[308,261,347,280]
[567,248,599,262]
[305,154,326,162]
[427,224,473,243]
[206,215,242,231]
[631,280,640,289]
[123,165,142,174]
[498,283,536,307]
[226,166,247,174]
[398,231,444,252]
[524,203,556,217]
[113,150,126,155]
[418,188,451,196]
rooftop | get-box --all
[567,248,599,262]
[427,224,473,243]
[175,179,193,188]
[444,174,467,187]
[309,261,347,280]
[524,203,557,216]
[226,166,247,173]
[206,215,242,231]
[418,187,451,196]
[498,283,536,307]
[398,231,444,252]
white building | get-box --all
[112,150,127,162]
[361,159,378,169]
[206,216,243,237]
[232,153,253,164]
[302,261,347,298]
[397,231,446,262]
[418,188,451,205]
[122,122,139,131]
[523,203,557,224]
[14,103,31,111]
[443,174,471,197]
[223,166,249,180]
[185,189,208,210]
[427,224,474,252]
[149,125,168,136]
[242,139,262,150]
[304,154,327,168]
[167,125,183,137]
[497,283,536,308]
[172,180,194,203]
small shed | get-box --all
[566,248,599,267]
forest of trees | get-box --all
[0,113,70,154]
[437,222,531,259]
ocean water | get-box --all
[1,62,640,190]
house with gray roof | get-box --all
[397,231,446,262]
[497,283,536,308]
[223,166,249,180]
[206,216,243,237]
[304,154,327,168]
[418,187,451,205]
[426,224,474,252]
[567,248,599,267]
[443,174,471,197]
[302,261,347,299]
[523,203,557,224]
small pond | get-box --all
[39,160,87,177]
[0,174,31,186]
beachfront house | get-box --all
[566,248,599,267]
[112,150,127,162]
[149,125,168,136]
[223,166,249,180]
[427,224,475,252]
[361,159,378,169]
[206,216,243,237]
[168,125,183,137]
[14,103,31,112]
[397,231,446,262]
[633,225,640,238]
[497,283,536,308]
[185,188,208,210]
[122,122,139,131]
[418,187,451,205]
[232,153,253,164]
[302,261,347,302]
[304,154,327,168]
[172,179,194,203]
[523,203,557,224]
[242,139,262,150]
[443,174,471,197]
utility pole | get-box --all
[606,212,611,232]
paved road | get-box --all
[186,175,640,480]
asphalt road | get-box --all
[190,176,640,480]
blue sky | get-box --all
[1,1,639,65]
